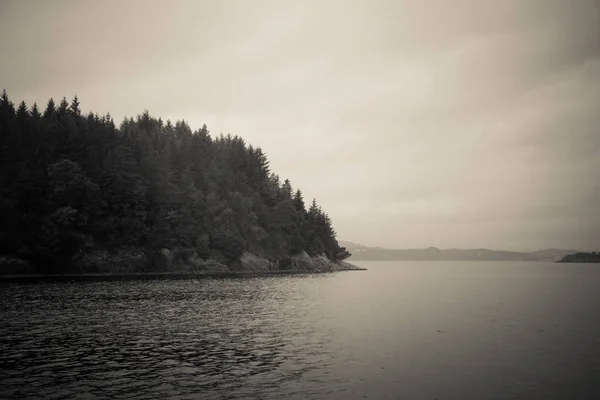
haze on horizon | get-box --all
[1,0,599,252]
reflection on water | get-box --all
[2,262,600,399]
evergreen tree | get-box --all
[58,97,69,115]
[16,101,28,123]
[31,103,41,119]
[70,95,81,116]
[43,98,56,119]
[0,91,351,270]
[282,179,293,200]
[293,189,305,212]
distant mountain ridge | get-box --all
[339,241,578,262]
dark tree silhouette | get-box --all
[0,91,350,271]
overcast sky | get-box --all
[1,0,599,251]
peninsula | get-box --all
[0,92,359,277]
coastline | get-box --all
[0,249,365,282]
[0,267,366,283]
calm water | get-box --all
[1,261,600,399]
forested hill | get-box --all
[0,91,351,272]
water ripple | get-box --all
[3,263,600,400]
[0,278,334,399]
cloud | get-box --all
[1,0,599,250]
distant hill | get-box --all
[557,252,600,263]
[338,241,361,249]
[340,241,578,262]
[338,241,378,251]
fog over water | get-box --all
[1,0,599,250]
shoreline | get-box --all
[0,268,367,283]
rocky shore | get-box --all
[0,248,365,281]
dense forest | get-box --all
[0,91,351,273]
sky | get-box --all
[1,0,599,251]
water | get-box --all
[1,261,599,399]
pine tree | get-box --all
[58,97,69,115]
[31,103,41,119]
[0,89,15,125]
[70,95,81,116]
[43,98,56,118]
[293,189,305,213]
[16,101,28,123]
[282,179,293,200]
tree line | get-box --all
[0,90,350,272]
